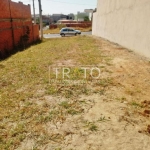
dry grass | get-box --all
[43,28,61,34]
[0,36,112,149]
[0,35,150,149]
[43,27,92,34]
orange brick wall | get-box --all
[60,21,92,24]
[0,0,39,58]
[50,20,92,29]
[66,23,92,28]
[50,22,92,29]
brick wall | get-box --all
[50,21,92,29]
[66,23,92,28]
[60,21,92,24]
[0,0,39,58]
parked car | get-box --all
[60,28,81,37]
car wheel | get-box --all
[61,34,65,37]
[75,33,77,36]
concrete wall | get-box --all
[92,0,150,58]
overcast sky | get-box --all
[12,0,97,15]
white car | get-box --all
[60,28,81,37]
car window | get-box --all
[63,29,68,31]
[69,29,74,31]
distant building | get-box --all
[75,9,93,21]
[32,13,75,24]
[84,9,93,21]
[42,15,51,25]
[67,13,75,20]
[51,14,75,23]
[32,14,52,25]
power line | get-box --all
[13,0,32,3]
[44,0,96,6]
[13,0,96,6]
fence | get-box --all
[50,21,92,29]
[0,0,39,58]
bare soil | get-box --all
[21,36,150,150]
[0,36,150,150]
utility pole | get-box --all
[38,0,43,40]
[48,14,50,26]
[33,0,36,25]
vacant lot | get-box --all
[0,36,150,150]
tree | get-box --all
[84,16,90,21]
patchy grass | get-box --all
[83,121,98,132]
[43,28,61,34]
[130,101,142,108]
[89,124,98,132]
[0,36,114,149]
[1,35,150,149]
[97,116,111,122]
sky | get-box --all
[12,0,97,15]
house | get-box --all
[67,13,75,20]
[84,9,93,21]
[51,14,75,23]
[75,9,93,21]
[92,0,150,58]
[42,15,51,25]
[32,14,51,25]
[75,12,89,21]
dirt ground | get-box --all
[18,36,150,150]
[1,35,150,150]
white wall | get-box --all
[92,0,150,58]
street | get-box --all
[44,31,92,38]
